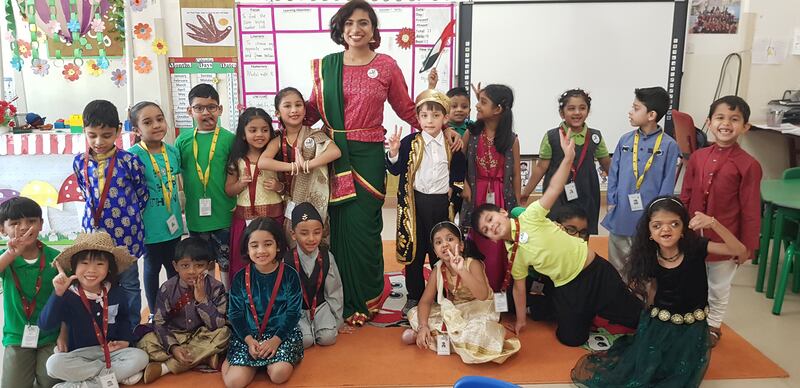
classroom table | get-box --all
[751,123,800,168]
[755,179,800,298]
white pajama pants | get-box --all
[46,346,148,388]
[706,260,738,329]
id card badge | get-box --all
[564,182,578,201]
[436,334,451,355]
[494,292,509,313]
[486,191,496,205]
[199,198,212,217]
[21,325,39,348]
[245,219,253,227]
[530,281,545,296]
[284,201,296,218]
[98,372,119,388]
[166,214,180,234]
[628,193,644,211]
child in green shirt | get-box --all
[0,197,62,388]
[175,84,237,289]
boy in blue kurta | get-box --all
[601,87,679,281]
[73,99,149,328]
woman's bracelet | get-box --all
[304,160,310,174]
[290,162,297,176]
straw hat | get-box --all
[53,232,137,274]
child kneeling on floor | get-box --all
[137,237,231,383]
[401,221,521,364]
[38,232,148,386]
[284,202,344,348]
[222,217,303,388]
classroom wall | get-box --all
[679,0,800,179]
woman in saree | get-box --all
[305,0,460,325]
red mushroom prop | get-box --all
[57,174,84,204]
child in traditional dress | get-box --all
[0,197,61,388]
[461,84,521,293]
[572,196,747,387]
[74,100,149,327]
[222,217,303,387]
[257,87,341,245]
[38,232,149,386]
[128,101,183,321]
[521,89,611,235]
[225,107,284,282]
[386,88,466,315]
[472,130,642,347]
[401,221,520,364]
[284,202,344,348]
[175,84,237,290]
[137,237,230,383]
[602,87,680,281]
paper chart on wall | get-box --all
[752,38,788,65]
[182,8,236,47]
[168,58,240,134]
[236,3,456,139]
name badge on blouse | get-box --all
[530,281,545,296]
[199,198,212,217]
[99,372,119,388]
[486,191,496,205]
[628,193,644,212]
[21,324,39,348]
[166,214,180,234]
[284,201,297,219]
[436,334,451,355]
[494,292,508,313]
[564,182,578,201]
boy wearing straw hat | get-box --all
[38,232,148,386]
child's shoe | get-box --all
[120,371,143,385]
[143,362,165,383]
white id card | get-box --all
[98,372,119,388]
[166,214,180,234]
[486,191,496,205]
[628,193,644,211]
[494,292,508,313]
[564,182,578,201]
[284,201,296,218]
[21,325,39,348]
[199,198,212,217]
[436,334,451,355]
[245,219,253,227]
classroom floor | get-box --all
[1,206,797,387]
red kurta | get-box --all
[680,144,762,262]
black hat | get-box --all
[291,202,322,229]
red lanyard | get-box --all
[9,243,45,322]
[83,150,117,229]
[500,218,522,291]
[245,263,285,337]
[244,156,259,214]
[77,285,111,369]
[561,124,590,182]
[281,133,298,191]
[294,250,324,321]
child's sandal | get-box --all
[708,326,722,348]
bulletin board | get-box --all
[168,57,239,135]
[459,0,689,155]
[235,2,456,138]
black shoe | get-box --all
[402,298,419,315]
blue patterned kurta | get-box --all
[72,149,149,258]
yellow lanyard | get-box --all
[140,142,174,212]
[192,127,220,195]
[632,129,664,191]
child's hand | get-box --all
[56,323,68,353]
[447,249,466,273]
[427,68,438,89]
[258,336,281,359]
[470,82,483,98]
[688,212,716,231]
[52,261,77,297]
[416,327,433,350]
[294,147,306,167]
[107,340,129,353]
[559,128,576,161]
[387,126,401,158]
[245,336,259,359]
[192,273,207,303]
[238,173,253,186]
[263,178,282,192]
[7,226,37,254]
[514,317,526,335]
[445,128,464,152]
[171,345,194,365]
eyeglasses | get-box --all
[563,225,590,241]
[191,104,220,113]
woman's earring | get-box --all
[649,236,654,240]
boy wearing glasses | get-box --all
[175,84,236,289]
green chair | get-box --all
[756,170,800,293]
[772,241,800,315]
